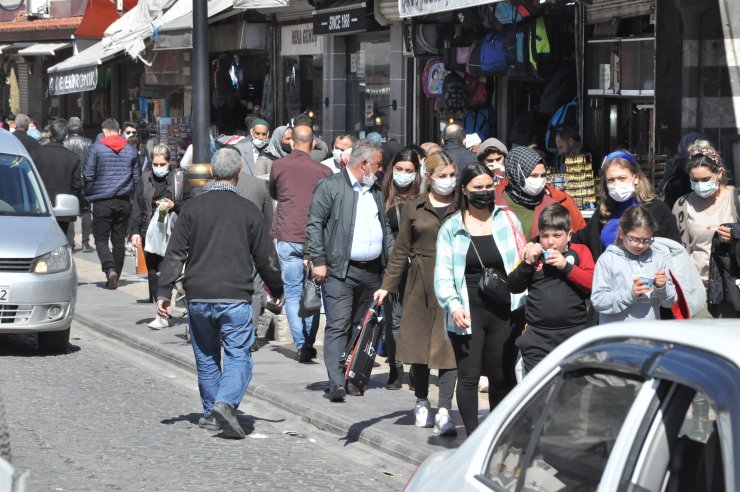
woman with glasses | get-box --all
[591,204,677,323]
[573,150,680,262]
[672,140,740,318]
[495,146,586,241]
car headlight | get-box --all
[32,246,71,274]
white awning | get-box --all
[158,0,235,32]
[398,0,503,18]
[0,44,13,54]
[18,42,71,56]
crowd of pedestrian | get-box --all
[13,111,739,440]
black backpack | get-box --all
[538,61,577,115]
[441,72,467,111]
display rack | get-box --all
[548,153,598,211]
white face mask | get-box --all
[523,177,546,196]
[332,148,344,164]
[152,165,169,178]
[607,183,635,203]
[362,167,377,187]
[431,177,456,196]
[691,179,719,198]
[393,171,416,188]
[252,138,268,149]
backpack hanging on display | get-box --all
[480,32,507,75]
[422,57,447,101]
[545,97,578,154]
[528,15,561,81]
[465,75,488,108]
[466,42,483,76]
[504,26,533,80]
[441,71,467,111]
[464,106,494,141]
[495,0,532,25]
[538,61,577,115]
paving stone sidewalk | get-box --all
[72,252,472,464]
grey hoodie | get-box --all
[591,244,677,324]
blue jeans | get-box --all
[188,302,254,416]
[276,240,319,349]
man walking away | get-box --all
[31,120,82,235]
[156,148,284,439]
[306,140,394,402]
[441,124,476,172]
[83,118,141,289]
[12,113,40,153]
[269,124,332,362]
[64,117,94,252]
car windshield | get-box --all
[0,153,49,216]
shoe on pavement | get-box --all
[211,402,245,439]
[345,384,362,396]
[106,270,119,290]
[307,346,317,359]
[148,316,171,330]
[414,400,434,428]
[82,242,95,253]
[328,385,346,402]
[198,416,220,431]
[479,376,489,393]
[385,364,403,390]
[434,408,457,436]
[296,348,312,363]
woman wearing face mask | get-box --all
[673,140,740,318]
[434,163,526,437]
[255,125,292,177]
[573,150,680,263]
[495,146,586,240]
[374,151,459,436]
[129,144,192,329]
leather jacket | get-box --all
[64,134,93,164]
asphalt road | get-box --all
[0,323,414,491]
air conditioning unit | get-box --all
[26,0,50,18]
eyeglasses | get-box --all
[124,131,137,136]
[626,235,654,246]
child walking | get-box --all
[591,205,677,323]
[508,204,595,373]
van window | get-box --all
[0,154,48,216]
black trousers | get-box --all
[92,196,132,276]
[323,262,381,388]
[410,364,457,409]
[449,286,522,435]
[145,251,164,303]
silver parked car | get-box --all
[0,129,79,353]
[405,320,738,492]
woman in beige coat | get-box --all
[374,151,459,437]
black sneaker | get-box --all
[198,416,220,431]
[385,365,403,390]
[328,385,346,402]
[211,402,245,439]
[307,346,317,359]
[296,347,313,363]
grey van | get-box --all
[0,129,79,353]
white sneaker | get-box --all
[148,316,171,330]
[414,401,434,428]
[434,408,457,436]
[479,376,489,393]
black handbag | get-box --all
[469,236,511,305]
[298,265,322,317]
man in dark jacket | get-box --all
[156,148,284,439]
[441,124,477,172]
[83,117,141,289]
[305,140,394,402]
[31,120,82,236]
[12,113,40,153]
[64,117,94,252]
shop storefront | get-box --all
[279,22,324,129]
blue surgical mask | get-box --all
[691,179,718,198]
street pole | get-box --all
[191,0,210,165]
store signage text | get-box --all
[281,22,323,55]
[398,0,498,18]
[48,67,98,96]
[313,6,366,35]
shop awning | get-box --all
[0,44,13,54]
[154,0,235,50]
[18,42,71,56]
[398,0,503,18]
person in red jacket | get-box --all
[507,204,595,374]
[495,146,586,240]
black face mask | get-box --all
[280,143,292,154]
[467,190,494,209]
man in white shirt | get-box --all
[320,133,354,174]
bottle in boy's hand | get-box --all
[544,249,568,270]
[632,275,651,297]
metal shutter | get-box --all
[259,0,314,22]
[586,0,655,25]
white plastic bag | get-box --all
[144,208,170,256]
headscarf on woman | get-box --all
[264,125,291,160]
[504,146,545,207]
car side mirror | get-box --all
[53,194,79,218]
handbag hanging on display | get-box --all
[298,265,322,317]
[468,235,511,306]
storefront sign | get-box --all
[313,5,367,35]
[280,23,323,56]
[48,66,98,96]
[399,0,503,18]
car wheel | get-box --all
[38,328,70,354]
[0,391,10,462]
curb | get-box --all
[74,312,428,465]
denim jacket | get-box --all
[434,206,527,336]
